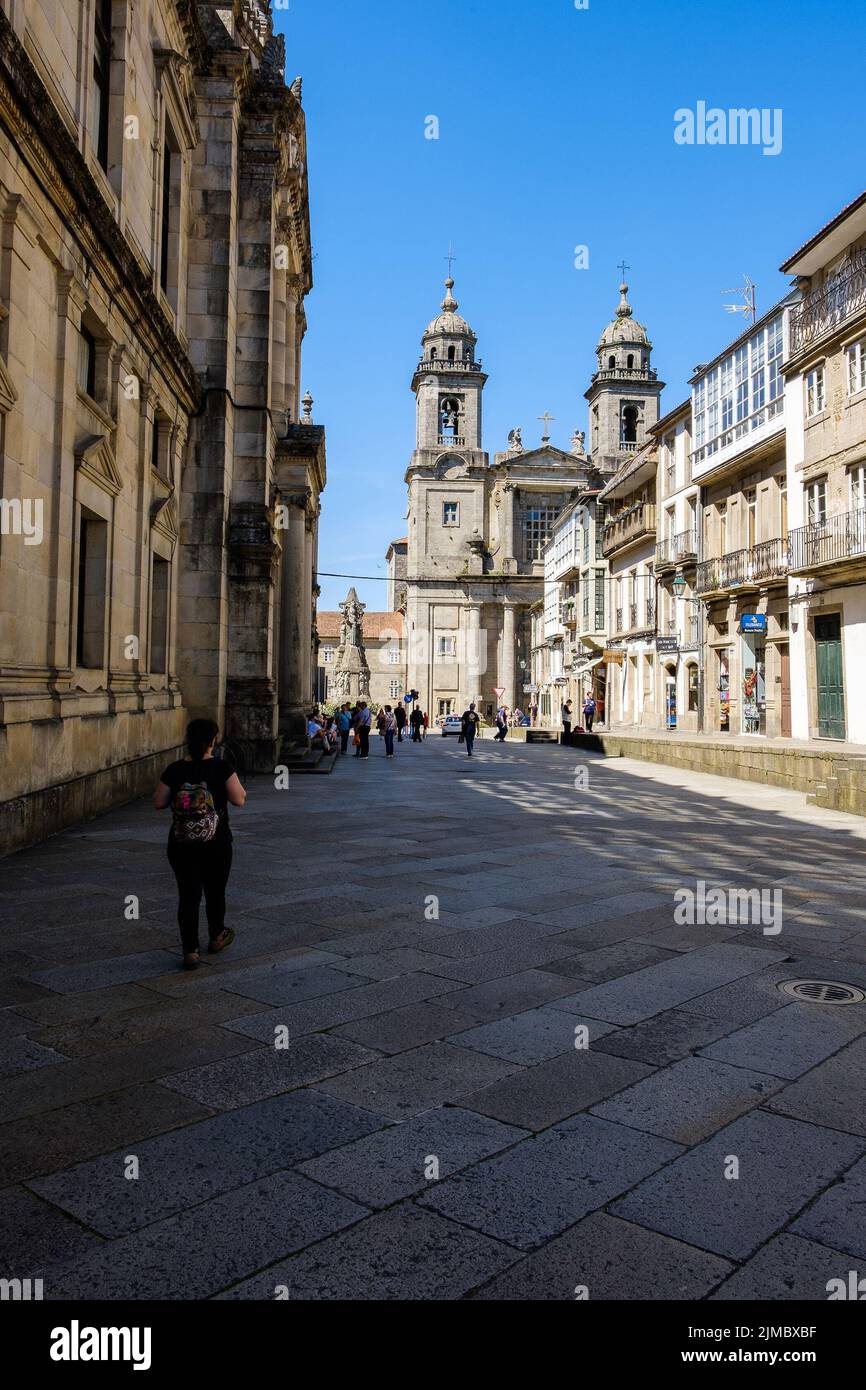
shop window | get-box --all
[687,664,699,712]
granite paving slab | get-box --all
[0,1084,212,1186]
[592,1008,741,1066]
[0,1036,68,1076]
[419,1115,682,1250]
[765,1035,866,1135]
[548,941,679,984]
[159,1034,378,1111]
[546,943,789,1025]
[216,1202,518,1301]
[331,1000,483,1054]
[43,1171,367,1300]
[612,1110,865,1261]
[313,1042,522,1120]
[791,1155,866,1261]
[699,1000,866,1079]
[449,1006,617,1067]
[710,1233,857,1301]
[458,1048,651,1131]
[216,962,372,1007]
[590,1056,784,1143]
[471,1211,732,1300]
[297,1106,527,1208]
[0,1185,105,1277]
[28,1090,385,1235]
[22,950,180,995]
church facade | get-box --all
[403,275,660,722]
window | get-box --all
[523,506,558,561]
[389,680,400,700]
[621,405,638,444]
[608,355,615,369]
[76,512,108,668]
[627,354,634,369]
[92,0,112,170]
[847,339,866,396]
[387,645,401,665]
[447,345,456,362]
[850,465,866,511]
[150,556,169,675]
[159,125,182,308]
[687,664,699,712]
[805,365,826,417]
[78,327,97,399]
[594,570,605,629]
[437,635,456,657]
[719,502,727,554]
[160,141,173,294]
[438,698,454,717]
[665,439,675,492]
[442,501,459,527]
[745,488,757,548]
[806,479,827,526]
[322,645,335,664]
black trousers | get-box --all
[167,839,233,954]
[340,730,349,753]
[464,729,475,755]
[585,715,594,732]
[359,726,370,757]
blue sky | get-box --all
[275,0,864,613]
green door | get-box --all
[815,614,845,740]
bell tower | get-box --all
[584,276,664,474]
[410,277,487,462]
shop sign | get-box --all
[739,613,767,633]
[603,649,625,664]
[655,636,679,653]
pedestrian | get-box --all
[375,706,386,737]
[338,703,351,753]
[395,702,407,742]
[530,702,538,726]
[461,701,480,756]
[153,718,246,971]
[356,700,372,758]
[583,693,596,733]
[422,710,429,739]
[561,698,573,745]
[382,704,397,757]
[410,705,424,742]
[494,705,509,742]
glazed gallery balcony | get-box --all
[655,529,698,571]
[789,507,866,574]
[790,248,866,355]
[696,537,789,596]
[601,502,657,557]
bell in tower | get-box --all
[410,276,488,461]
[584,273,664,475]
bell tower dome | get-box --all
[411,277,487,460]
[584,277,664,473]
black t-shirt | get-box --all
[462,710,480,731]
[160,757,234,844]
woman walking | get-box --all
[153,718,246,970]
[382,704,397,758]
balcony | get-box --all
[416,358,483,374]
[789,507,866,574]
[696,538,789,596]
[790,248,866,355]
[655,529,698,572]
[601,502,657,557]
[437,434,465,447]
[590,366,659,384]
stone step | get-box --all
[278,745,339,775]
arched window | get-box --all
[429,347,437,360]
[440,398,460,439]
[627,354,634,369]
[447,345,456,362]
[621,405,639,444]
[608,355,615,369]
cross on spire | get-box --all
[538,410,555,443]
[618,259,630,282]
[444,242,457,278]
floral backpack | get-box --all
[171,781,219,843]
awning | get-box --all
[573,656,605,676]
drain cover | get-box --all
[778,979,866,1005]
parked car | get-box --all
[440,714,463,737]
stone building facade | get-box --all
[0,0,325,854]
[403,277,594,723]
[318,598,406,710]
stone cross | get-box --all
[538,411,555,444]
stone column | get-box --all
[465,602,482,705]
[278,493,309,742]
[501,602,516,710]
[302,518,314,703]
[503,484,516,563]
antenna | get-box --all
[722,275,756,325]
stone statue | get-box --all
[332,587,371,701]
[507,427,523,452]
[571,429,586,455]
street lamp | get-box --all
[672,573,687,597]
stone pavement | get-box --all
[2,736,866,1300]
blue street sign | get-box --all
[739,613,767,633]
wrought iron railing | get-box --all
[656,529,697,568]
[790,249,866,353]
[696,538,789,594]
[789,507,866,569]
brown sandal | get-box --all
[182,952,200,971]
[208,927,235,955]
